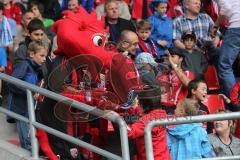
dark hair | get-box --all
[27,18,45,33]
[168,47,186,58]
[187,79,207,98]
[22,9,33,16]
[28,0,44,16]
[136,20,152,31]
[152,1,169,11]
[0,2,3,10]
[137,85,161,113]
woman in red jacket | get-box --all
[124,86,171,160]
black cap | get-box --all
[121,85,161,109]
[168,47,186,58]
[182,31,196,41]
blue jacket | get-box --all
[148,12,173,58]
[60,0,94,13]
[7,57,42,117]
[167,123,213,160]
[81,0,94,13]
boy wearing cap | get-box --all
[135,52,159,85]
[181,31,208,79]
[148,0,173,59]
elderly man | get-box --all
[117,30,139,59]
[104,0,135,43]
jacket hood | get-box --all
[167,123,202,139]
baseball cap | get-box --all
[135,52,158,67]
[181,31,196,41]
[121,85,161,109]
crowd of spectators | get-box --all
[0,0,240,159]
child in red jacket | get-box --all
[124,86,171,160]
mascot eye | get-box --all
[93,36,103,46]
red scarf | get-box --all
[138,37,157,57]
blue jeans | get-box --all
[17,120,31,151]
[218,28,240,96]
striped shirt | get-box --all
[173,13,214,46]
[0,16,13,47]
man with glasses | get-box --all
[117,30,139,59]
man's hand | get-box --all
[218,94,231,104]
[70,148,78,159]
[210,25,219,38]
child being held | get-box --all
[167,98,213,160]
[126,86,171,160]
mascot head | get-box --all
[51,6,142,103]
[51,6,115,67]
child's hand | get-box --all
[157,40,168,47]
[161,93,167,103]
[218,94,231,104]
[166,51,179,70]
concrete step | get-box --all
[0,112,18,141]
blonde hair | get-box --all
[27,41,49,55]
[178,98,200,116]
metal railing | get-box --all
[144,112,240,160]
[0,73,130,160]
[195,156,240,160]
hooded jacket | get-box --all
[7,57,42,116]
[167,123,213,160]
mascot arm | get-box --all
[36,129,59,160]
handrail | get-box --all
[0,73,129,160]
[144,112,240,160]
[194,155,240,160]
[0,107,122,160]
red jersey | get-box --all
[157,70,194,106]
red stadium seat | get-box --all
[202,94,225,114]
[205,65,220,91]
